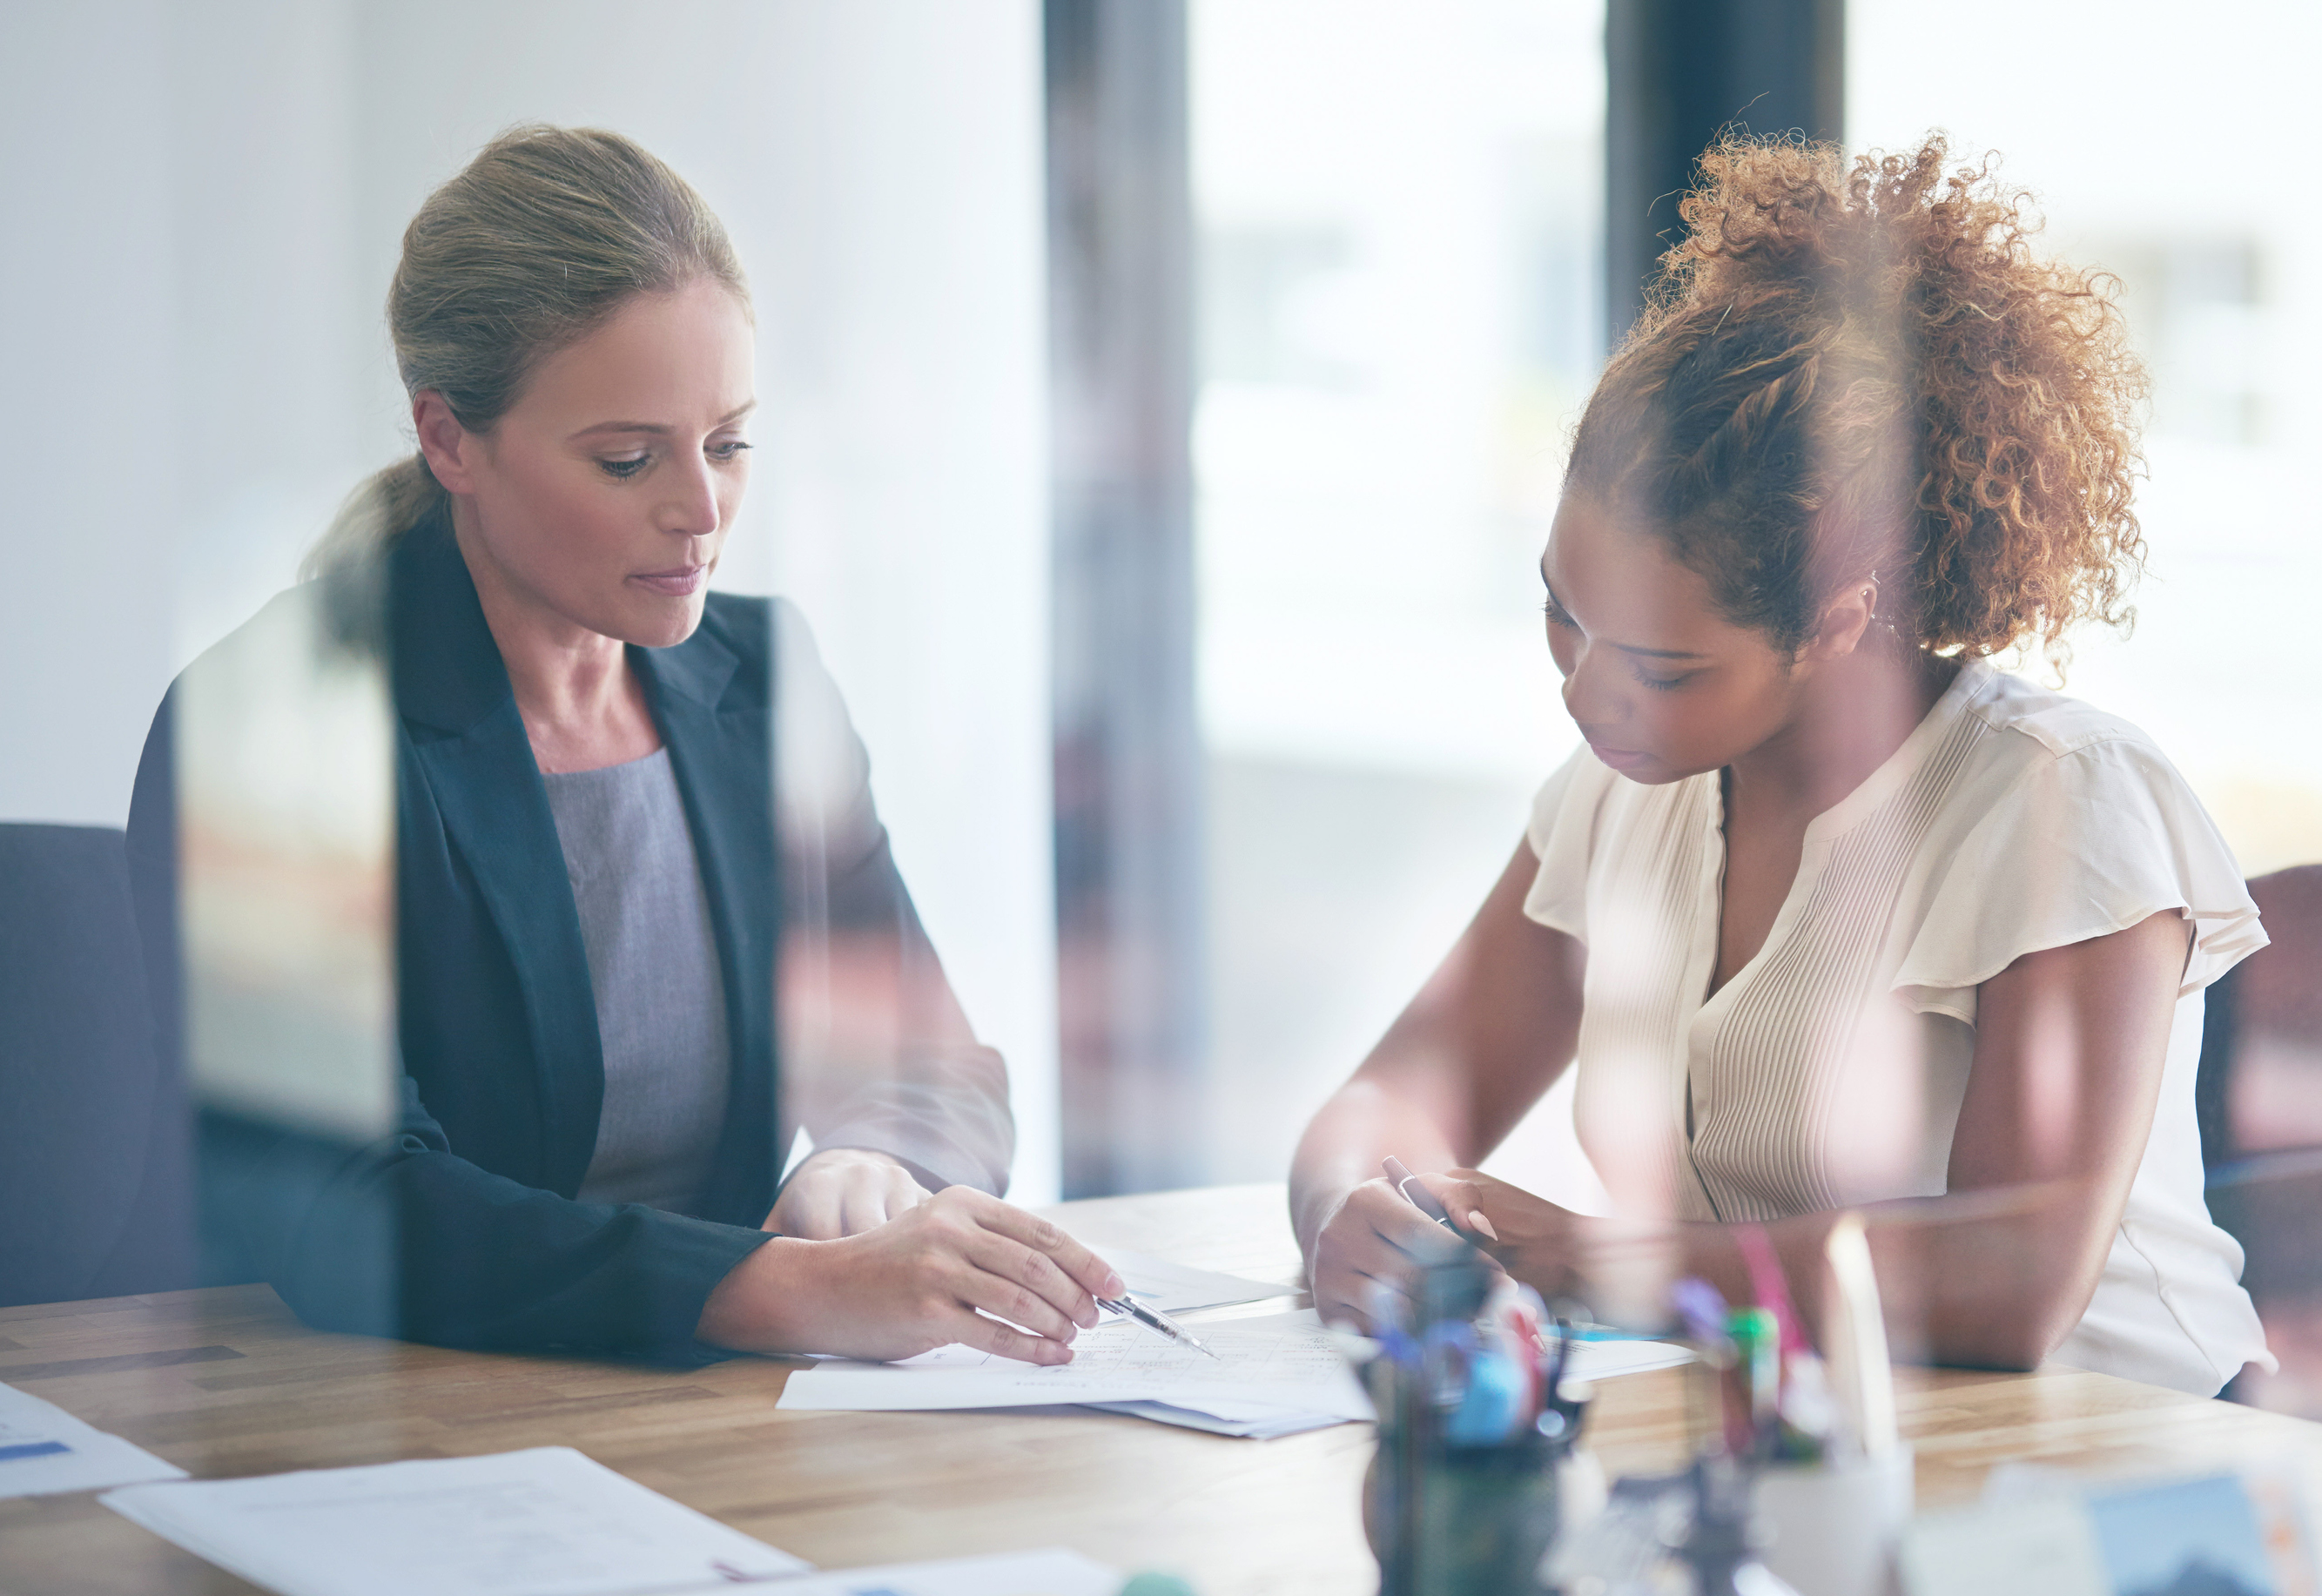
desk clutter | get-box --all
[778,1306,1376,1433]
[779,1244,1381,1435]
[100,1446,1133,1596]
[779,1236,1688,1442]
[100,1447,810,1596]
[0,1418,1127,1596]
[1339,1214,2322,1596]
[7,1206,2322,1596]
[1901,1464,2320,1596]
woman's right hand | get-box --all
[696,1186,1125,1365]
[1307,1176,1480,1330]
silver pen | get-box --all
[1382,1155,1491,1245]
[1095,1294,1222,1359]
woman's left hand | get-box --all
[1419,1169,1580,1287]
[766,1148,933,1239]
[1428,1169,1679,1322]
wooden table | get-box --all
[4,1183,2319,1594]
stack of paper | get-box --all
[0,1380,185,1498]
[779,1300,1695,1440]
[1087,1332,1693,1437]
[1081,1396,1350,1439]
[1077,1249,1327,1433]
[1100,1248,1291,1314]
[101,1447,804,1596]
[780,1308,1376,1435]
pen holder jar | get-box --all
[1359,1249,1587,1596]
[1363,1430,1571,1596]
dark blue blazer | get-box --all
[129,510,1010,1360]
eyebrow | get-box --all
[567,401,757,440]
[1541,576,1711,661]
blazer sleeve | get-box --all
[127,692,773,1363]
[771,600,1016,1195]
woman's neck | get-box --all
[452,504,663,774]
[1727,638,1957,825]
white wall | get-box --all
[0,0,1061,1202]
[1,1,183,825]
[1188,2,1609,1207]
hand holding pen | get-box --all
[1382,1156,1500,1244]
[1305,1157,1505,1329]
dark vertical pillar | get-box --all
[1605,0,1844,347]
[1044,0,1207,1197]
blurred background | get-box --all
[2,0,2316,1283]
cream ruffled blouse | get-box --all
[1523,658,2271,1395]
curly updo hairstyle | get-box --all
[1566,132,2146,666]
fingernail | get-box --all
[1469,1212,1499,1241]
[1104,1271,1126,1296]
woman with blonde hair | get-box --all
[1293,134,2271,1395]
[131,126,1120,1364]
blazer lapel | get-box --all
[635,619,782,1223]
[393,516,605,1196]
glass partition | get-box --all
[1190,0,1612,1204]
[1850,0,2322,881]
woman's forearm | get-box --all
[1469,1169,2116,1370]
[1666,1180,2111,1370]
[1290,1078,1466,1261]
[1291,840,1584,1283]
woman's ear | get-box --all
[412,392,479,495]
[1800,577,1879,665]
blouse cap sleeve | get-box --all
[1891,732,2265,1020]
[1523,745,1615,942]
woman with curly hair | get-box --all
[1291,133,2271,1394]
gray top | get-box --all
[544,747,731,1216]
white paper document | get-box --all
[1081,1398,1346,1439]
[1562,1337,1695,1383]
[0,1379,186,1498]
[758,1548,1120,1596]
[1099,1248,1288,1314]
[1082,1333,1689,1438]
[100,1445,806,1596]
[779,1309,1375,1424]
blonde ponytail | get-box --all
[300,455,448,587]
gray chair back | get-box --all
[0,823,193,1307]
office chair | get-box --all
[2197,865,2322,1410]
[2202,865,2322,1277]
[0,822,194,1308]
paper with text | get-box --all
[0,1380,185,1498]
[778,1309,1374,1421]
[1100,1248,1288,1314]
[100,1445,805,1596]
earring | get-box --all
[1865,570,1903,643]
